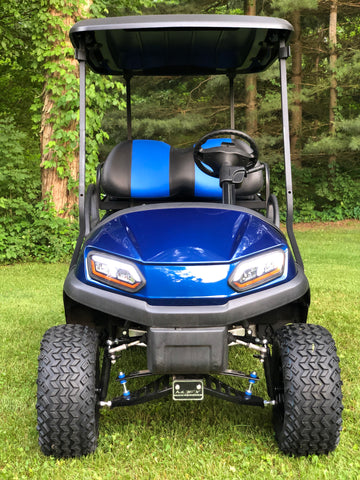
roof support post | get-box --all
[71,42,86,267]
[78,51,86,237]
[279,41,303,268]
[228,73,236,129]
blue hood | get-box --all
[80,205,296,305]
[85,205,285,264]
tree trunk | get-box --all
[40,75,78,217]
[245,0,257,136]
[290,10,302,168]
[329,0,337,138]
[40,7,88,217]
[328,0,338,168]
[312,33,321,139]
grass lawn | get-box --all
[0,221,359,479]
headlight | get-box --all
[87,251,145,292]
[229,248,286,292]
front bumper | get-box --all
[64,265,309,328]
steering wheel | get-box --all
[193,129,259,178]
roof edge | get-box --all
[70,14,293,42]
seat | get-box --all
[100,139,264,204]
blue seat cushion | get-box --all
[100,139,262,200]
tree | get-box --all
[34,1,126,216]
[0,1,38,134]
[36,2,90,217]
[245,0,258,136]
[290,9,303,166]
[269,1,319,167]
[329,0,337,153]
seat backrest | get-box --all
[100,139,263,200]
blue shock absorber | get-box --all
[245,371,257,398]
[118,371,131,398]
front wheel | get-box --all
[37,324,100,457]
[271,324,343,456]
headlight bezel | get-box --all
[87,250,145,293]
[228,248,287,292]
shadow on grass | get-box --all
[97,346,275,456]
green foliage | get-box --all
[29,0,126,183]
[0,198,78,263]
[292,165,360,222]
[0,115,77,263]
[270,0,318,15]
[301,111,360,222]
[0,116,38,200]
[0,0,34,65]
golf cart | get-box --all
[37,14,343,458]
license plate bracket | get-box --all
[172,379,204,401]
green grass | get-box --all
[1,221,360,479]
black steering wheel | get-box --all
[193,129,259,178]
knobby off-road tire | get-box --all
[37,324,100,457]
[271,324,343,456]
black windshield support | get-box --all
[279,41,303,268]
[71,41,87,268]
[228,73,236,129]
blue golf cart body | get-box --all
[36,15,342,458]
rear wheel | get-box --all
[271,323,343,455]
[37,324,100,457]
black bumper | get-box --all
[64,266,309,328]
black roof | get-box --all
[70,15,293,76]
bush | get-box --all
[0,197,78,263]
[0,115,77,264]
[292,163,360,222]
[269,160,360,223]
